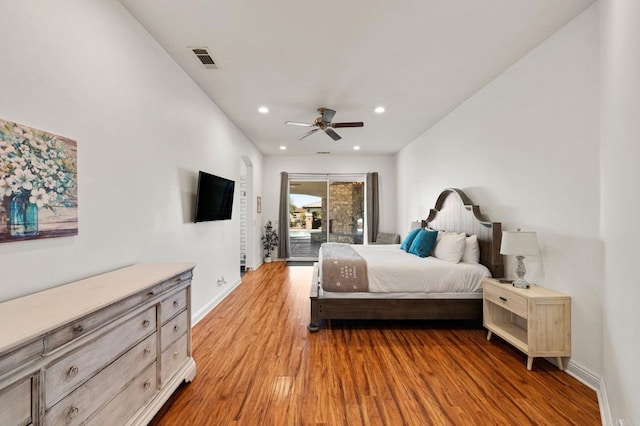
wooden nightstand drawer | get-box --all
[484,282,528,319]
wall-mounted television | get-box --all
[194,171,235,222]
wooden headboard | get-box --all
[423,188,503,278]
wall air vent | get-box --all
[191,47,218,70]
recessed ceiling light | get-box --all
[279,145,287,150]
[374,106,385,114]
[353,146,361,150]
[258,106,269,114]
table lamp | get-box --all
[500,230,540,289]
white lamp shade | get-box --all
[500,231,540,256]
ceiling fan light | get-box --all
[374,106,385,114]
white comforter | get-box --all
[343,244,491,294]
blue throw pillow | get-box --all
[400,228,422,252]
[408,229,438,257]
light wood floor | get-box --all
[150,262,601,425]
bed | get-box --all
[307,188,503,332]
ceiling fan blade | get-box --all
[324,128,342,141]
[285,121,315,127]
[297,128,320,140]
[319,108,336,123]
[331,122,364,128]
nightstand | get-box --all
[483,278,571,371]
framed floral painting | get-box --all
[0,118,78,243]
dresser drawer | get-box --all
[44,283,162,354]
[86,362,157,425]
[0,377,32,426]
[161,333,188,385]
[160,288,188,324]
[0,338,43,379]
[44,306,156,408]
[161,270,193,292]
[45,334,157,425]
[161,309,188,352]
[484,283,528,319]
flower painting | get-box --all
[0,118,78,243]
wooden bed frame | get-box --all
[307,188,503,332]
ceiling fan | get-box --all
[285,107,364,141]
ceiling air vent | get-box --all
[316,151,331,155]
[191,48,218,70]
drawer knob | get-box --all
[174,325,180,333]
[147,290,155,297]
[143,320,151,328]
[68,406,79,420]
[143,380,151,390]
[68,365,79,378]
[173,351,179,359]
[143,348,152,357]
[72,324,84,335]
[499,296,507,302]
[173,300,179,308]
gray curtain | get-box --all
[366,172,379,243]
[277,172,290,259]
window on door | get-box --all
[288,175,365,259]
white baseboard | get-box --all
[191,277,242,326]
[563,359,610,426]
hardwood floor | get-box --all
[150,262,601,425]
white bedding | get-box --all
[320,244,490,295]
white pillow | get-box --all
[462,234,480,263]
[433,232,466,263]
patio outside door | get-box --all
[288,176,365,260]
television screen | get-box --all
[194,171,235,222]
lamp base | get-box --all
[512,278,530,289]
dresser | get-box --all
[483,277,571,371]
[0,263,196,425]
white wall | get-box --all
[600,0,640,423]
[261,155,397,257]
[397,5,601,377]
[0,1,263,320]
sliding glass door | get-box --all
[288,175,365,260]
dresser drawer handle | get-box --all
[499,296,507,302]
[143,348,152,357]
[173,300,179,308]
[147,290,155,297]
[173,351,179,359]
[143,380,151,390]
[143,320,151,328]
[68,406,79,420]
[68,365,79,378]
[174,325,180,333]
[72,325,84,335]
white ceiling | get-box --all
[119,0,594,156]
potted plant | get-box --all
[262,220,279,263]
